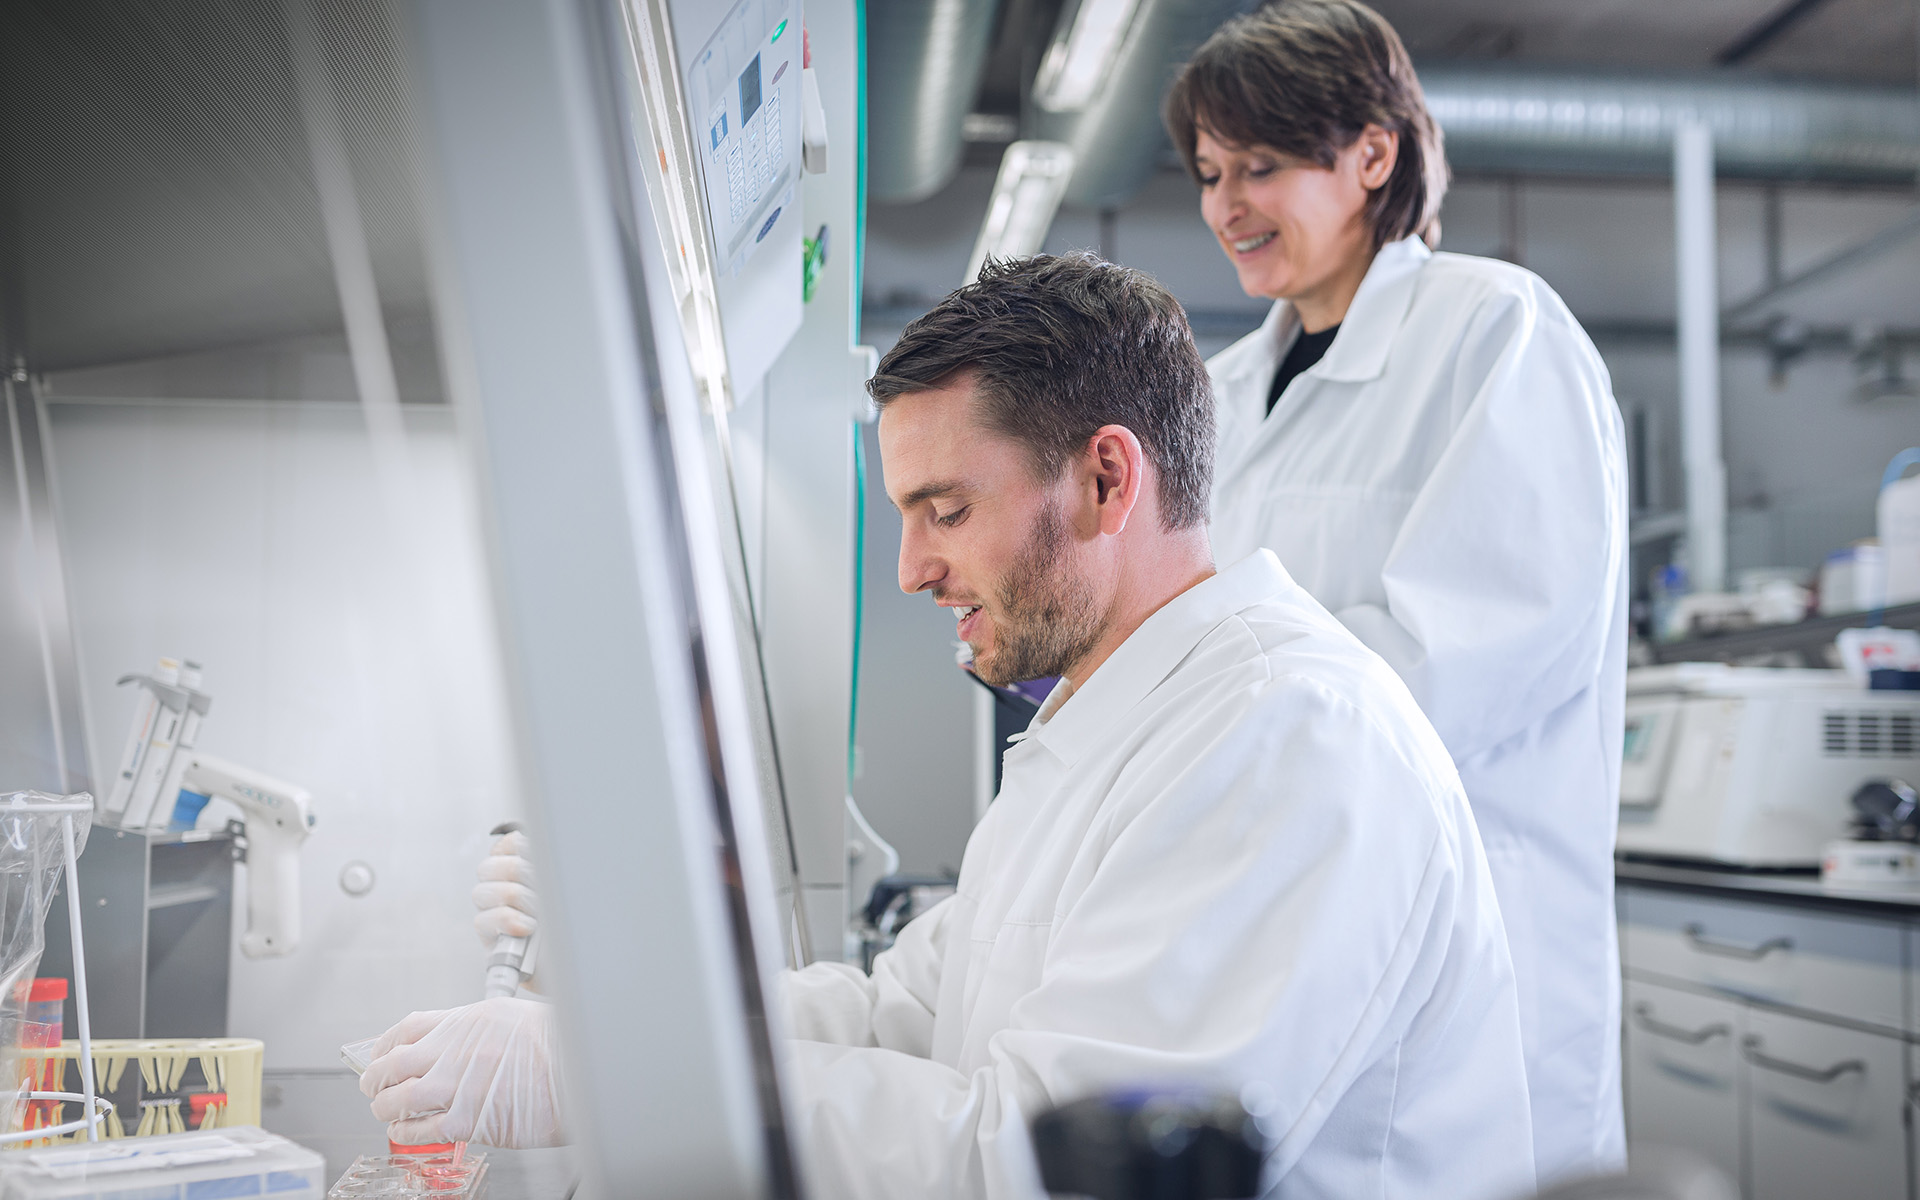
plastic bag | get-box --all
[0,791,92,1131]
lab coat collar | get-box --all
[1012,550,1295,768]
[1214,235,1431,389]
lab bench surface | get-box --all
[1617,856,1920,915]
[1643,599,1920,665]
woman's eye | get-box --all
[1248,162,1275,179]
[1198,174,1220,188]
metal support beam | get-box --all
[1716,0,1836,66]
[1674,119,1728,594]
[1722,205,1920,326]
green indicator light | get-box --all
[772,19,787,42]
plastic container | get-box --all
[328,1150,488,1199]
[14,981,66,1139]
[1819,543,1885,615]
[1881,448,1920,608]
[185,1092,226,1131]
[21,982,63,1046]
[388,1141,458,1157]
[0,1125,325,1199]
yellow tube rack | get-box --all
[4,1038,264,1144]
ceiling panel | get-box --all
[0,0,427,375]
[1370,0,1918,84]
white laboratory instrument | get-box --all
[101,661,317,955]
[1618,664,1920,865]
[102,662,211,829]
[675,0,805,397]
[169,753,316,957]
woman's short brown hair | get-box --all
[1164,0,1448,249]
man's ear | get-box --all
[1085,424,1146,536]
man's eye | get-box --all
[936,506,969,528]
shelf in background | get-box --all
[1648,601,1920,665]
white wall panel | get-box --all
[47,399,518,1069]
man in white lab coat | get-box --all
[366,253,1535,1198]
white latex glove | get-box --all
[473,830,538,944]
[361,997,566,1148]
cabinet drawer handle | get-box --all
[1684,924,1793,960]
[1741,1036,1866,1084]
[1631,1003,1731,1046]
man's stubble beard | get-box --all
[971,498,1107,687]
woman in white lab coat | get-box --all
[1164,1,1628,1185]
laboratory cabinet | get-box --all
[1743,1008,1905,1200]
[1617,865,1917,1199]
[1624,979,1744,1184]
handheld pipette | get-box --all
[483,821,537,999]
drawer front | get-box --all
[1744,1009,1906,1200]
[1622,979,1743,1189]
[1621,888,1903,1030]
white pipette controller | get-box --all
[483,821,539,998]
[173,752,315,957]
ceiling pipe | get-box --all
[1422,67,1920,185]
[866,0,1001,204]
[1033,29,1920,212]
[1026,0,1244,210]
[864,6,1920,211]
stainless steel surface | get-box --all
[1682,923,1792,960]
[1630,1001,1733,1046]
[39,828,148,1039]
[754,0,867,959]
[143,834,238,1036]
[867,0,1000,203]
[1424,68,1920,183]
[1028,0,1245,209]
[40,828,237,1039]
[407,0,799,1192]
[620,0,822,966]
[1739,1034,1865,1083]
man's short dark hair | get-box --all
[867,253,1214,530]
[1163,0,1448,249]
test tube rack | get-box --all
[5,1038,263,1145]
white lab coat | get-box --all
[779,551,1534,1200]
[1207,235,1629,1185]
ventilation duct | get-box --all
[1421,68,1920,184]
[1044,45,1920,211]
[1027,0,1243,210]
[866,0,999,204]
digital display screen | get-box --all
[1622,717,1649,762]
[738,55,762,124]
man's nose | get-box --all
[898,526,943,595]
